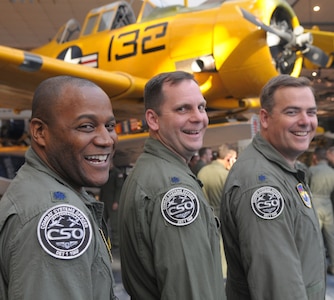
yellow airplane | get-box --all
[0,0,333,125]
[0,0,333,193]
[0,0,333,172]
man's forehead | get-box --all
[274,86,314,99]
[274,89,315,107]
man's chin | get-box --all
[85,177,109,188]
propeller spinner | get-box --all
[239,7,330,70]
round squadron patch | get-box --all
[37,204,92,259]
[251,186,284,220]
[161,187,199,226]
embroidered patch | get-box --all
[251,186,284,220]
[296,183,312,208]
[170,176,180,184]
[161,187,199,226]
[37,204,92,259]
[258,174,267,182]
[51,191,67,202]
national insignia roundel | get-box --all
[161,187,199,226]
[37,204,92,259]
[251,186,284,220]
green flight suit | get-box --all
[221,133,326,300]
[309,160,334,268]
[119,138,225,300]
[0,148,118,300]
[100,166,125,247]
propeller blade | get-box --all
[303,45,330,67]
[239,7,292,42]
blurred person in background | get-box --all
[309,146,334,275]
[198,143,237,278]
[193,146,212,175]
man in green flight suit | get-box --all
[221,75,326,299]
[0,76,119,300]
[119,71,226,300]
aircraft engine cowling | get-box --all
[241,0,329,73]
[200,0,304,107]
[266,6,303,76]
[200,0,320,111]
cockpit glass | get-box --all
[98,10,116,32]
[150,0,215,7]
[83,15,98,36]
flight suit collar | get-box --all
[253,133,298,173]
[144,137,202,186]
[25,147,104,219]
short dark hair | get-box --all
[314,147,327,161]
[144,71,196,115]
[199,147,211,157]
[31,76,98,123]
[260,75,314,113]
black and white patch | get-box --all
[251,186,284,220]
[37,204,92,259]
[161,187,199,226]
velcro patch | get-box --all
[296,183,312,208]
[251,186,284,220]
[161,187,199,226]
[37,204,92,259]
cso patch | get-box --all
[251,186,284,220]
[161,187,199,226]
[37,204,92,259]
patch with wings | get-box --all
[161,187,199,226]
[37,204,92,259]
[251,186,284,220]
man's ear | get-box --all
[30,118,48,147]
[259,108,269,129]
[145,109,159,131]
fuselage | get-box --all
[33,0,302,111]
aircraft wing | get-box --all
[0,45,147,113]
[307,29,334,54]
[115,121,254,166]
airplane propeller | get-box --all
[239,7,330,70]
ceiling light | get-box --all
[313,6,320,12]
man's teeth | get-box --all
[294,132,308,136]
[86,155,108,162]
[184,130,200,134]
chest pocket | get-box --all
[285,181,320,234]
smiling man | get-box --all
[119,71,226,300]
[0,76,119,300]
[220,75,326,300]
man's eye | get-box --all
[307,110,317,116]
[199,104,206,112]
[177,107,187,112]
[106,123,116,131]
[78,124,94,131]
[285,110,297,116]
